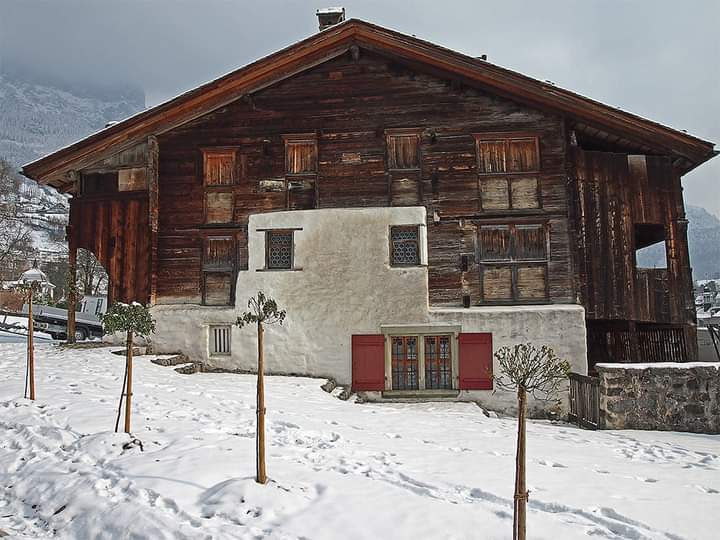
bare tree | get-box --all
[0,159,33,280]
[76,248,108,296]
[494,343,570,540]
[236,291,286,484]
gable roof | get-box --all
[22,19,716,188]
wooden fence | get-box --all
[568,372,600,429]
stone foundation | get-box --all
[597,363,720,433]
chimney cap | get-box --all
[316,7,346,31]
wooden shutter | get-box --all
[516,265,547,300]
[476,139,507,173]
[204,150,236,185]
[203,273,233,306]
[507,138,539,172]
[285,138,317,174]
[205,192,233,223]
[482,266,512,301]
[204,236,235,271]
[479,225,511,261]
[480,178,510,210]
[510,177,539,209]
[514,225,546,260]
[387,134,419,169]
[352,335,386,391]
[458,333,493,390]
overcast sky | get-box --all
[1,0,718,215]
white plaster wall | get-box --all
[151,206,587,414]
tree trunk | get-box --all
[514,388,528,540]
[27,290,35,400]
[124,329,133,434]
[256,321,267,484]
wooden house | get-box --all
[22,16,716,409]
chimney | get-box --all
[316,7,345,30]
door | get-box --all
[391,336,419,390]
[424,335,452,389]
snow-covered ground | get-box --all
[0,344,718,540]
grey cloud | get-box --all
[1,0,718,213]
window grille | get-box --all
[266,230,293,269]
[390,226,420,266]
[210,325,231,356]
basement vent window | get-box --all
[210,325,231,356]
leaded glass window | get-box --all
[390,226,420,266]
[266,230,293,270]
[392,336,419,390]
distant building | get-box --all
[7,260,56,301]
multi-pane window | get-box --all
[210,325,231,356]
[386,130,420,170]
[478,223,548,302]
[424,335,452,390]
[390,226,420,266]
[203,149,236,224]
[475,134,541,211]
[202,236,235,306]
[266,230,294,270]
[284,134,318,175]
[392,336,419,390]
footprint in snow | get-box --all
[635,477,658,483]
[536,459,567,468]
[694,485,719,494]
[385,433,402,439]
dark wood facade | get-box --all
[24,20,715,366]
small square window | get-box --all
[386,132,420,170]
[284,135,317,175]
[210,325,231,356]
[203,150,236,186]
[266,230,294,270]
[390,226,420,266]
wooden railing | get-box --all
[568,372,600,430]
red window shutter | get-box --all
[352,335,385,391]
[458,333,493,390]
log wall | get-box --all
[156,51,573,305]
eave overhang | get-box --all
[22,19,716,188]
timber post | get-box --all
[66,177,79,344]
[514,388,528,540]
[26,287,35,400]
[256,321,267,484]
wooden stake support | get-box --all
[256,321,267,484]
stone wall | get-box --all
[597,363,720,433]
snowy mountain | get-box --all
[0,72,144,168]
[0,71,145,257]
[636,205,720,280]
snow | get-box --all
[1,344,719,539]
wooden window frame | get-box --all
[382,330,460,392]
[202,148,238,187]
[478,222,549,304]
[385,128,422,171]
[202,148,237,225]
[283,133,318,176]
[474,132,542,212]
[389,225,421,267]
[201,235,236,306]
[265,229,295,271]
